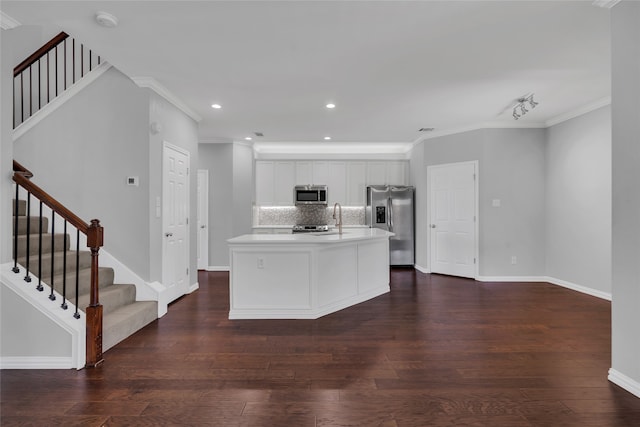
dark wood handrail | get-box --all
[12,160,33,178]
[14,32,69,77]
[13,162,89,233]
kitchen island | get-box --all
[227,228,394,319]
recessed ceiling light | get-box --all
[324,136,331,140]
[95,11,118,28]
[245,137,252,141]
[211,104,221,109]
[326,103,336,109]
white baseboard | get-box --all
[0,356,74,369]
[474,275,611,301]
[475,275,547,282]
[206,266,230,272]
[609,368,640,398]
[414,265,430,274]
[544,276,612,301]
[188,282,199,293]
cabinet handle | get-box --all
[165,232,173,237]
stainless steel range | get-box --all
[292,224,329,233]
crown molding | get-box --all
[545,96,611,127]
[592,0,622,9]
[1,11,21,29]
[131,76,202,123]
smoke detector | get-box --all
[95,11,118,28]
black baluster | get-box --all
[72,39,75,84]
[89,50,92,72]
[29,66,32,117]
[12,186,20,273]
[49,211,56,301]
[46,51,50,103]
[37,201,44,291]
[61,220,68,310]
[74,229,80,319]
[64,39,67,90]
[20,73,24,124]
[55,44,58,97]
[24,193,32,282]
[38,58,41,109]
[81,44,84,77]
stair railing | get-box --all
[12,160,104,367]
[13,32,102,128]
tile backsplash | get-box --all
[255,205,366,226]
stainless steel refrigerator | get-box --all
[366,185,415,266]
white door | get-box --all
[163,143,190,303]
[197,169,209,270]
[428,161,477,278]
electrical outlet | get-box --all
[257,257,265,269]
[511,256,517,265]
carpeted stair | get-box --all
[13,199,157,352]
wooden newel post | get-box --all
[85,219,104,368]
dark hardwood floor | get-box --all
[2,269,640,426]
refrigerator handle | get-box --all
[387,197,393,232]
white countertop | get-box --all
[228,228,394,244]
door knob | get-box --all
[200,225,206,229]
[430,224,436,228]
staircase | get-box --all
[13,197,157,355]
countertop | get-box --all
[228,228,394,244]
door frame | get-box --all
[426,160,479,278]
[197,169,209,270]
[162,141,190,300]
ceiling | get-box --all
[1,1,612,146]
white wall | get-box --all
[198,143,233,268]
[418,128,547,277]
[546,106,611,295]
[147,92,199,283]
[409,142,427,270]
[611,0,640,397]
[12,67,152,279]
[232,143,254,239]
[1,284,70,357]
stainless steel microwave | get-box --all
[294,185,328,205]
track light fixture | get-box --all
[512,93,538,120]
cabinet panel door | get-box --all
[255,161,274,205]
[347,162,367,206]
[366,161,387,186]
[274,161,295,205]
[295,161,313,185]
[387,161,407,185]
[312,161,330,185]
[327,162,347,204]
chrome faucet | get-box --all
[332,202,343,234]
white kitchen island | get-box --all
[227,228,394,319]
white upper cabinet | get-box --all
[347,162,367,206]
[295,161,313,185]
[366,161,387,186]
[386,161,407,185]
[366,161,407,186]
[255,159,408,206]
[327,162,347,205]
[274,161,295,205]
[311,161,330,185]
[255,161,275,205]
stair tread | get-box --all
[103,301,158,351]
